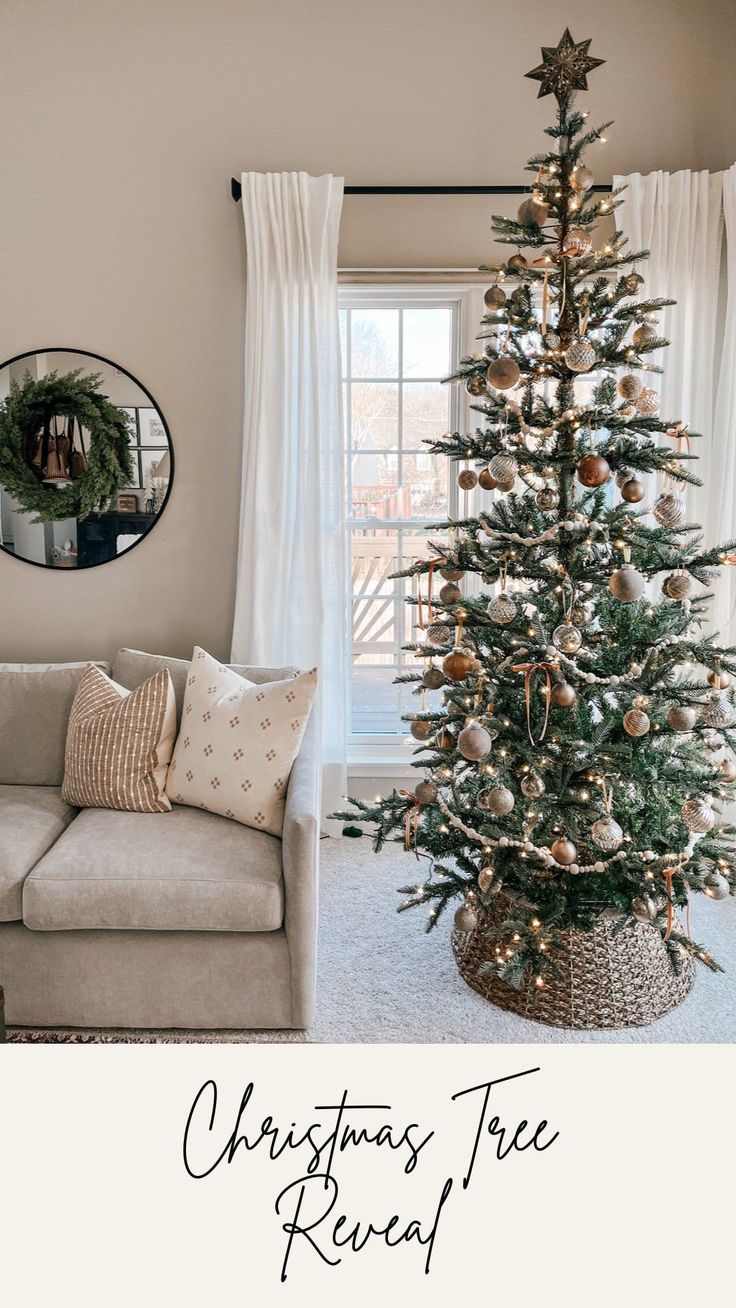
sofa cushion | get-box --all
[0,785,77,921]
[165,647,317,837]
[0,661,111,785]
[61,665,177,813]
[112,648,296,721]
[22,804,284,932]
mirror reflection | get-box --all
[0,349,173,569]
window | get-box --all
[120,407,170,497]
[340,291,466,744]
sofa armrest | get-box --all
[281,708,319,1026]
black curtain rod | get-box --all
[230,178,611,201]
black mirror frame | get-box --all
[0,346,175,573]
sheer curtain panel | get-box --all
[231,171,347,826]
[614,169,724,596]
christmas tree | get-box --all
[336,30,735,1011]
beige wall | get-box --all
[1,0,733,662]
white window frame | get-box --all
[340,283,484,769]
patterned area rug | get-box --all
[6,838,736,1044]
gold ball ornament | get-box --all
[484,284,507,309]
[550,680,577,708]
[487,592,518,625]
[442,648,475,681]
[478,467,497,490]
[454,903,478,933]
[621,477,645,503]
[478,785,515,816]
[465,373,487,397]
[410,720,433,741]
[414,779,438,805]
[591,816,624,851]
[536,486,559,510]
[427,623,452,646]
[617,374,643,401]
[422,665,445,690]
[667,705,698,732]
[632,896,657,923]
[439,581,462,606]
[553,623,582,653]
[662,572,691,600]
[551,838,577,866]
[609,564,646,603]
[487,356,521,390]
[435,726,456,750]
[681,797,715,834]
[494,475,516,493]
[623,708,650,737]
[457,722,494,761]
[577,453,611,486]
[720,758,736,783]
[633,323,658,349]
[625,272,645,294]
[703,872,729,900]
[517,196,548,227]
[440,565,464,581]
[570,164,594,192]
[521,768,546,798]
[457,468,478,491]
[487,452,518,482]
[636,387,660,416]
[507,253,528,272]
[708,667,732,690]
[565,338,596,372]
[653,492,685,528]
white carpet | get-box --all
[9,837,735,1044]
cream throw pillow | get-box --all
[62,664,176,812]
[165,648,317,835]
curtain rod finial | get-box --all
[231,177,242,202]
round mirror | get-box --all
[0,348,173,569]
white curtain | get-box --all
[614,170,724,612]
[231,171,347,827]
[711,165,736,639]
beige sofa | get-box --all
[0,650,319,1031]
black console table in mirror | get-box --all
[0,348,173,570]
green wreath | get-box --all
[0,370,135,523]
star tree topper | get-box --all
[525,28,605,104]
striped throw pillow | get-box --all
[61,664,176,813]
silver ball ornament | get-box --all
[454,903,478,933]
[487,452,518,483]
[700,695,734,729]
[590,816,624,850]
[457,722,494,761]
[703,872,729,900]
[487,592,518,625]
[631,896,657,923]
[653,493,686,528]
[521,769,545,798]
[565,338,596,372]
[609,564,646,603]
[553,623,582,653]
